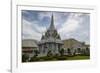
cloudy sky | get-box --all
[22,10,90,44]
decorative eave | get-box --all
[40,14,62,44]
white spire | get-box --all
[49,14,55,30]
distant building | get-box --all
[63,39,90,55]
[22,39,38,57]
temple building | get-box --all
[38,15,63,56]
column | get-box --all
[52,43,55,54]
[56,44,58,54]
[42,45,44,54]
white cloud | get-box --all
[54,12,69,26]
[22,19,46,40]
[38,12,51,20]
[22,11,90,44]
[58,13,83,39]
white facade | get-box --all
[38,15,63,56]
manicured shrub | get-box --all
[30,57,39,62]
[33,50,39,57]
[85,47,90,56]
[67,48,71,55]
[56,56,67,60]
[59,48,64,56]
[47,50,53,57]
[22,54,29,62]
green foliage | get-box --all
[34,50,39,57]
[67,48,71,55]
[22,48,90,62]
[79,48,90,56]
[22,54,29,62]
[85,47,90,56]
[30,57,40,62]
[47,50,53,57]
[67,55,90,60]
[77,48,81,53]
[24,55,90,62]
[42,56,55,61]
[54,53,59,57]
[56,56,67,60]
[59,48,64,56]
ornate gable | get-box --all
[41,15,61,40]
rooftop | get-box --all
[22,39,38,47]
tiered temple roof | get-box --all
[39,15,63,44]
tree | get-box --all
[77,48,81,53]
[77,48,83,55]
[47,50,52,57]
[59,48,64,56]
[22,54,29,62]
[81,49,85,55]
[85,47,90,56]
[67,48,71,55]
[34,50,39,57]
[73,49,76,56]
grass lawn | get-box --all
[28,55,90,62]
[67,55,90,60]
